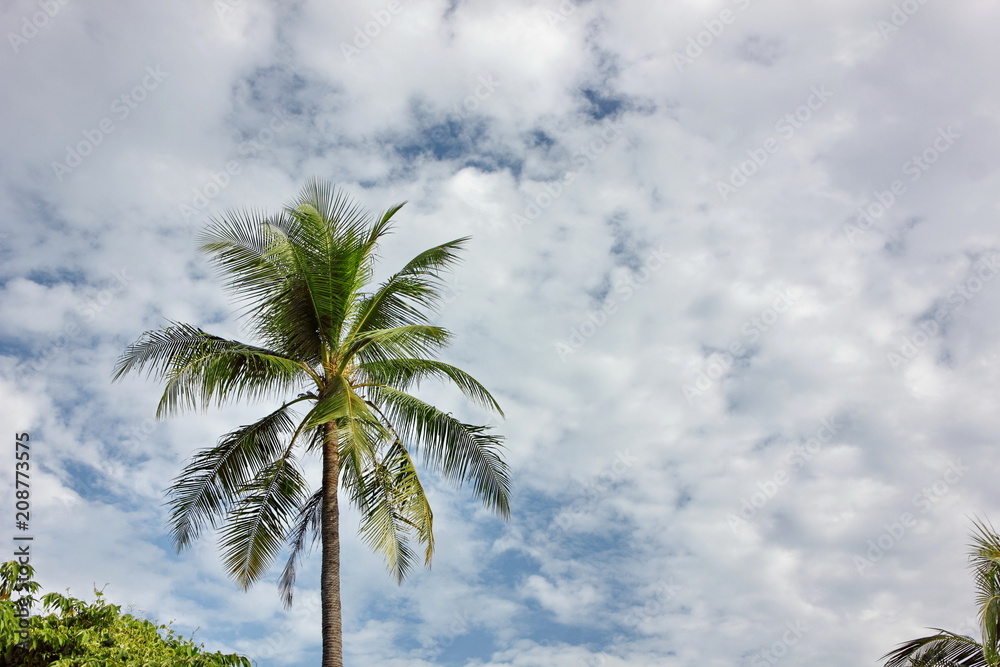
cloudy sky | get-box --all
[2,0,1000,664]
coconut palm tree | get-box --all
[114,179,510,667]
[883,518,1000,667]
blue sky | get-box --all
[3,0,1000,664]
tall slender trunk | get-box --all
[321,421,343,667]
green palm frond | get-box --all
[166,402,303,550]
[220,454,309,589]
[970,517,1000,664]
[371,386,510,519]
[883,630,987,666]
[359,358,504,416]
[355,452,419,584]
[197,209,292,309]
[269,209,357,353]
[293,177,378,244]
[279,488,324,609]
[198,210,327,363]
[207,212,343,363]
[884,519,1000,667]
[345,325,453,369]
[395,237,469,278]
[345,238,469,338]
[114,323,307,417]
[321,378,387,508]
[355,439,435,583]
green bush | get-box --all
[0,561,250,666]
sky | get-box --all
[2,0,1000,664]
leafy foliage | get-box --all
[0,561,249,666]
[883,518,1000,667]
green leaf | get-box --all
[219,454,309,588]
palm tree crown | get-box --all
[883,518,1000,667]
[114,179,510,666]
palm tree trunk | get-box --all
[321,421,343,667]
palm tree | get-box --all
[114,179,510,667]
[883,518,1000,667]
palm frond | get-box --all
[113,323,306,417]
[245,222,349,362]
[220,454,309,589]
[344,238,468,339]
[359,358,504,416]
[355,440,435,583]
[279,488,324,609]
[166,402,302,550]
[294,177,374,243]
[199,210,328,363]
[970,517,1000,664]
[314,378,390,509]
[883,630,987,666]
[277,181,381,347]
[344,325,453,370]
[197,209,292,309]
[370,386,510,519]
